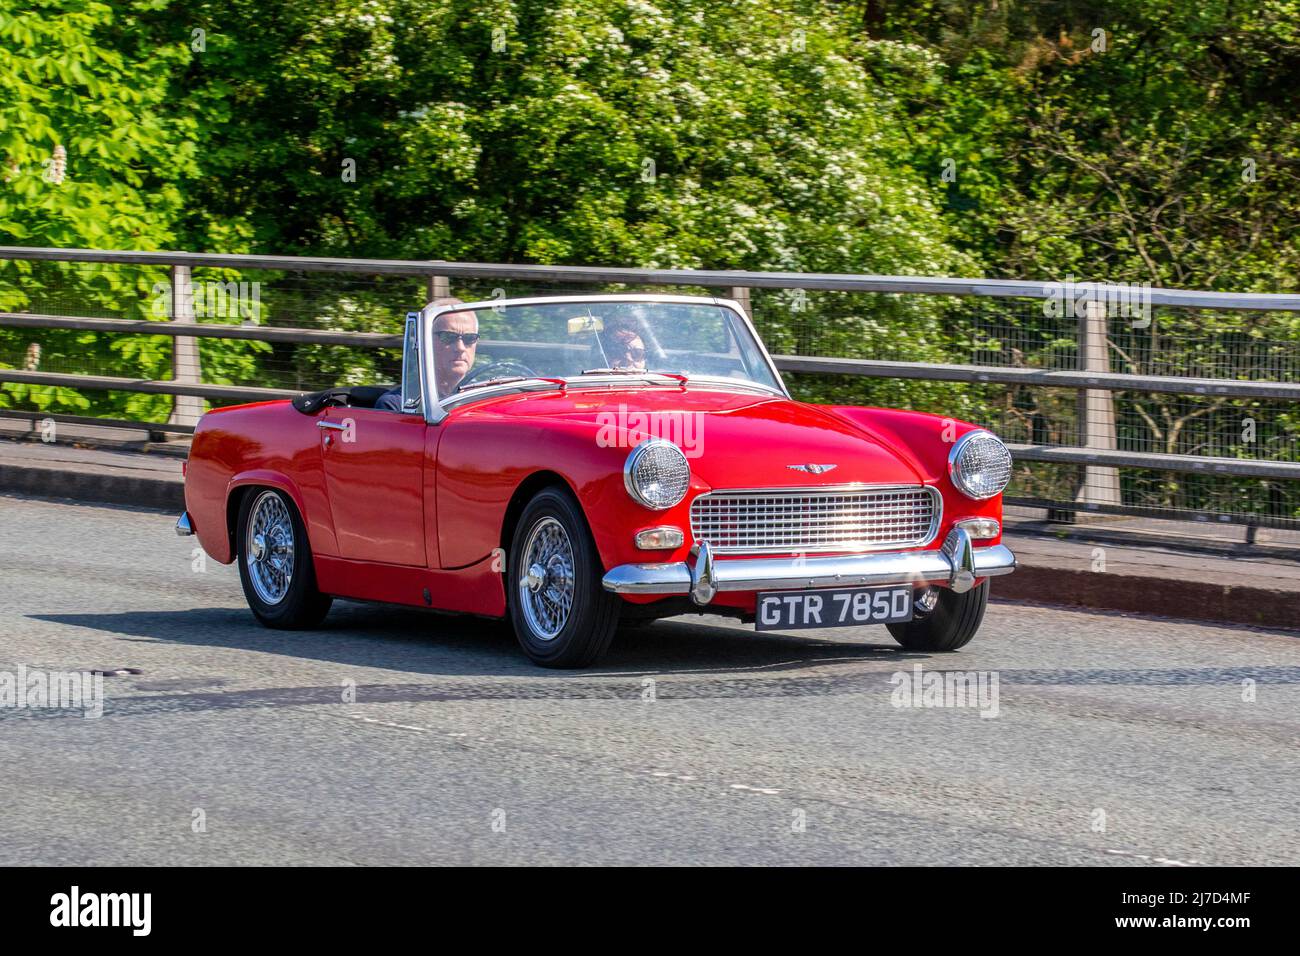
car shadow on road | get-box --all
[27,602,920,680]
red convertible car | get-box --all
[177,294,1016,667]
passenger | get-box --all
[599,316,648,371]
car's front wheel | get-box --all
[507,487,620,668]
[236,488,333,629]
[886,581,989,652]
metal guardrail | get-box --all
[6,312,1299,400]
[0,368,295,403]
[0,410,196,436]
[5,361,1297,480]
[1,246,1298,526]
[774,355,1300,401]
[5,245,1300,311]
[0,312,403,348]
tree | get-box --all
[0,0,267,418]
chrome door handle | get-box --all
[317,421,348,431]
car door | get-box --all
[317,312,429,566]
[318,405,428,566]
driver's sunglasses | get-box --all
[435,330,480,346]
[615,344,646,362]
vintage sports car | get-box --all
[177,294,1016,667]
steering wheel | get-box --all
[455,360,540,392]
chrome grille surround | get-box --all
[689,484,942,555]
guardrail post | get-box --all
[168,265,204,428]
[730,286,752,317]
[428,261,450,303]
[1075,297,1121,507]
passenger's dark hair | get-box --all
[601,315,644,340]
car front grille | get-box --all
[689,485,940,554]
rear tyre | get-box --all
[886,580,989,652]
[236,488,332,629]
[508,487,621,668]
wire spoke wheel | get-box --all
[245,490,295,605]
[518,516,576,641]
[507,488,621,668]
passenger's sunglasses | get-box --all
[434,330,480,346]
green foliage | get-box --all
[0,0,194,248]
[866,0,1300,289]
[176,0,969,277]
[0,0,262,416]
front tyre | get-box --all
[236,488,332,629]
[508,488,620,668]
[886,581,989,652]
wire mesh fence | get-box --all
[2,255,1297,528]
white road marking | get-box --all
[582,656,867,679]
[346,714,1205,863]
[1103,848,1204,866]
[349,713,786,798]
[349,715,428,733]
[349,713,729,792]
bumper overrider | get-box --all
[602,527,1016,606]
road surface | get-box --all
[1,494,1297,865]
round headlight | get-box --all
[624,439,690,510]
[949,430,1012,500]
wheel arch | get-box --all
[499,470,581,556]
[226,471,312,562]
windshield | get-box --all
[427,299,783,400]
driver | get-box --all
[376,297,478,410]
[429,302,479,398]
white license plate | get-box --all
[755,586,914,631]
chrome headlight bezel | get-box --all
[623,438,691,510]
[948,430,1012,500]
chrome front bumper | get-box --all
[602,528,1016,606]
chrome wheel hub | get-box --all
[518,517,575,641]
[246,491,295,606]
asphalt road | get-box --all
[2,493,1297,866]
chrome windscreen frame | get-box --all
[688,483,943,555]
[418,293,791,424]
